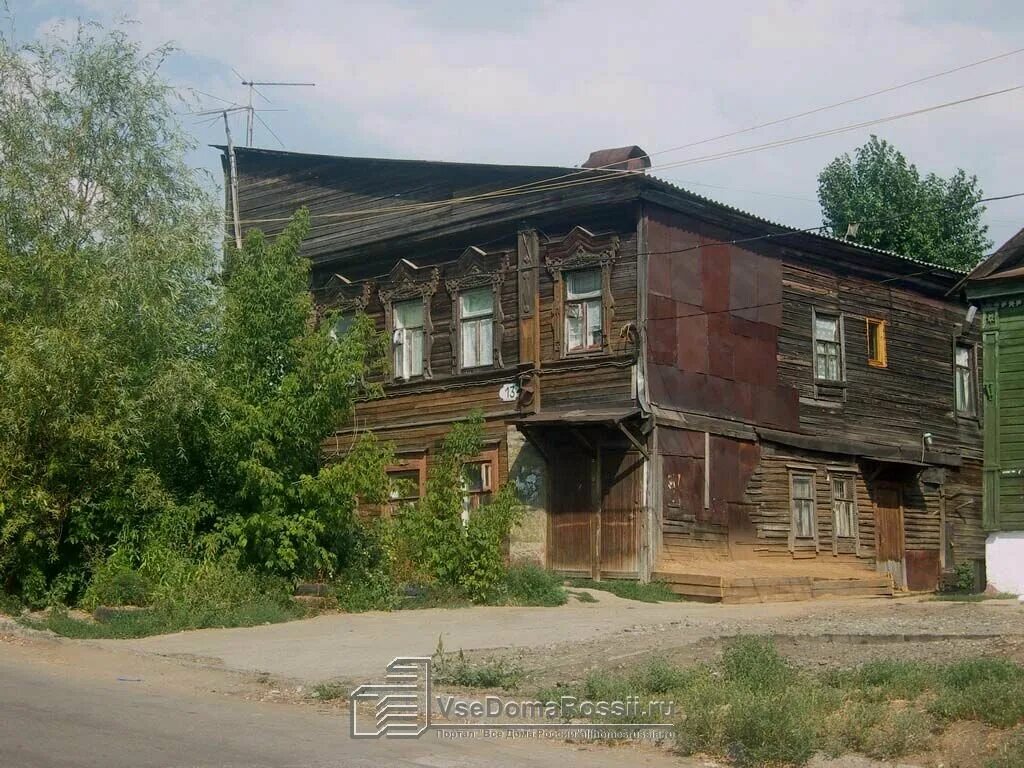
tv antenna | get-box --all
[235,69,315,147]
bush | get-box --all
[393,415,523,603]
[823,700,934,760]
[500,564,566,607]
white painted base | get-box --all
[985,532,1024,595]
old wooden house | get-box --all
[223,144,984,601]
[964,228,1024,594]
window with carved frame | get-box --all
[544,227,620,359]
[564,268,603,353]
[379,261,438,383]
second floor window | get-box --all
[565,269,602,353]
[459,287,493,369]
[955,344,976,415]
[393,300,424,380]
[813,312,843,381]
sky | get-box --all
[11,0,1024,249]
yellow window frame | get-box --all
[866,318,888,368]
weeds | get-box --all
[540,637,1024,767]
[432,637,523,691]
[311,682,348,702]
[566,578,681,603]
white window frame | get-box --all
[392,299,424,381]
[812,309,845,382]
[564,268,603,354]
[954,343,977,416]
[458,287,494,370]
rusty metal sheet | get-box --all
[659,427,704,457]
[906,549,940,592]
[676,313,708,373]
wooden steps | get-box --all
[653,570,894,604]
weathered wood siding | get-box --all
[778,262,984,458]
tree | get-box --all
[205,210,392,578]
[0,23,390,604]
[0,23,220,603]
[817,136,990,270]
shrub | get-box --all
[501,564,566,607]
[394,415,523,603]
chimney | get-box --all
[580,145,651,172]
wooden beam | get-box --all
[616,419,650,459]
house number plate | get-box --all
[498,382,520,402]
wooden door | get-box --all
[599,448,642,577]
[874,483,906,588]
[548,449,596,576]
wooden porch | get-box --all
[652,558,894,604]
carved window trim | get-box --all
[445,247,510,373]
[378,260,439,381]
[543,227,620,358]
[317,276,374,333]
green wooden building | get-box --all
[965,228,1024,593]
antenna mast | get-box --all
[239,78,316,146]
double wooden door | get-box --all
[547,446,642,578]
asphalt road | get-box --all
[0,647,683,768]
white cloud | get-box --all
[44,0,1024,245]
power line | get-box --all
[260,83,1023,234]
[257,45,1024,228]
[634,192,1024,261]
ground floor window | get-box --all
[830,474,857,538]
[790,472,816,539]
[385,454,426,515]
[461,449,498,524]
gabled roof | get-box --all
[219,145,965,289]
[966,226,1024,283]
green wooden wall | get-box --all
[983,302,1024,530]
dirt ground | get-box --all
[449,593,1024,691]
[4,594,1024,768]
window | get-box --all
[831,475,857,539]
[813,312,843,381]
[955,344,976,415]
[384,455,426,515]
[461,452,497,524]
[392,300,424,380]
[387,470,421,510]
[459,287,493,369]
[565,269,603,353]
[866,318,887,368]
[790,473,816,539]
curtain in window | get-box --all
[791,474,815,538]
[814,315,841,381]
[460,288,493,368]
[393,300,424,379]
[831,476,856,538]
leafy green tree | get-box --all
[817,135,990,270]
[206,210,392,577]
[0,23,391,605]
[0,24,220,603]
